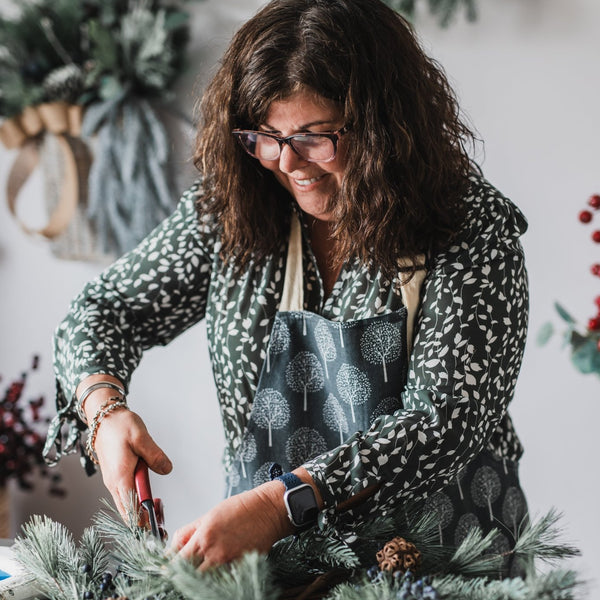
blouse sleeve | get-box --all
[303,178,529,515]
[43,182,216,466]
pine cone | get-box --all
[42,65,85,103]
[376,536,422,573]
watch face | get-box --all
[285,484,319,527]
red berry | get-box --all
[595,296,600,308]
[589,194,600,209]
[589,317,600,331]
[593,231,600,243]
[592,264,600,276]
[580,210,593,223]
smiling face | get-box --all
[258,89,347,222]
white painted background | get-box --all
[1,0,599,596]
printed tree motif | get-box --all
[454,512,480,546]
[253,461,275,488]
[314,320,337,379]
[252,388,290,447]
[502,486,527,536]
[285,427,328,469]
[226,465,241,497]
[471,465,501,522]
[285,351,325,411]
[424,491,454,545]
[238,432,257,479]
[336,363,371,423]
[369,396,401,425]
[267,318,290,373]
[360,322,402,382]
[323,393,349,445]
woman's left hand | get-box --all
[171,481,293,570]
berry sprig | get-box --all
[0,356,65,495]
[366,567,440,600]
[577,194,600,348]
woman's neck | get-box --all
[307,217,341,299]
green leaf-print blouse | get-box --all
[45,173,528,527]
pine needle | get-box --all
[512,509,580,566]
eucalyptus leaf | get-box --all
[536,322,554,346]
[554,302,576,324]
[570,339,598,375]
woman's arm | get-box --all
[304,182,529,516]
[44,183,216,492]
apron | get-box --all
[228,214,424,495]
[227,215,528,576]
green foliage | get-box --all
[0,0,196,117]
[11,503,582,600]
[382,0,478,28]
[539,303,600,378]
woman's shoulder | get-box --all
[433,173,528,268]
[176,179,222,238]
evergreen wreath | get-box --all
[11,497,582,600]
[0,0,200,255]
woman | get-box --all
[44,0,529,573]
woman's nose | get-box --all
[278,142,307,173]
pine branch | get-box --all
[167,551,279,600]
[12,515,80,598]
[78,526,111,582]
[444,527,503,577]
[512,509,580,566]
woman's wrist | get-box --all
[75,374,126,423]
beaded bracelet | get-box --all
[85,398,129,464]
[76,381,126,424]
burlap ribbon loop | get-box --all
[0,102,88,239]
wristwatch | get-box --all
[269,463,319,531]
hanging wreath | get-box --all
[0,0,199,259]
[382,0,478,28]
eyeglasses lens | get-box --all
[238,132,335,162]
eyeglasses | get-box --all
[232,126,348,163]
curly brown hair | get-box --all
[195,0,475,279]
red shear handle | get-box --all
[134,459,153,504]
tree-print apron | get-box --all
[229,215,528,575]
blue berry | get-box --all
[367,565,380,580]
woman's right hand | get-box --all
[78,376,173,520]
[93,408,173,520]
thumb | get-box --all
[138,436,173,475]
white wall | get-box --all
[1,0,599,595]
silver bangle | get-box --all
[76,381,126,424]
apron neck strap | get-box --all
[279,213,427,354]
[280,213,304,312]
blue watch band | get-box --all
[275,471,303,490]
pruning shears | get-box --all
[134,458,167,541]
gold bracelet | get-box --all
[85,398,129,464]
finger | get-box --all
[178,538,205,568]
[135,435,173,476]
[170,521,197,552]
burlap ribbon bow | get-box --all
[0,102,91,239]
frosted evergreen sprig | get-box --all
[11,506,583,600]
[511,508,580,566]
